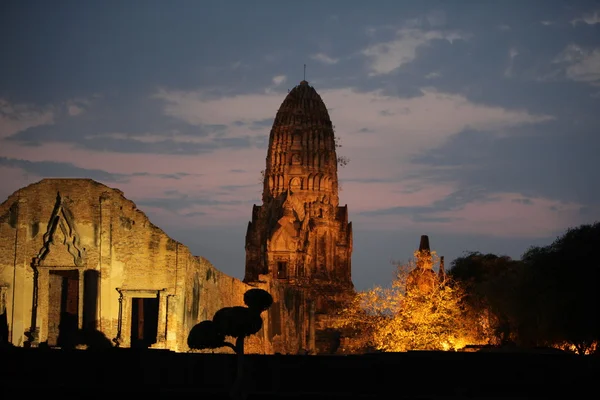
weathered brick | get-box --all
[0,179,308,353]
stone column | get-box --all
[37,268,49,344]
[119,293,133,348]
[98,194,113,336]
[156,291,167,345]
[78,269,84,330]
[308,300,316,353]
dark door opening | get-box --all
[277,261,287,279]
[82,270,99,330]
[130,297,159,348]
[48,270,79,347]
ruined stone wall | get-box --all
[184,265,314,355]
[0,179,310,353]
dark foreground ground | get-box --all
[1,347,598,399]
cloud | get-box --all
[0,99,55,139]
[362,28,467,76]
[153,87,283,127]
[540,20,554,26]
[67,104,84,116]
[554,44,600,85]
[504,47,519,78]
[512,198,533,205]
[310,52,339,65]
[153,84,553,190]
[271,75,287,86]
[0,81,558,234]
[424,71,441,79]
[0,156,127,182]
[410,123,600,207]
[356,189,583,238]
[570,10,600,26]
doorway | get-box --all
[47,270,79,347]
[130,297,159,348]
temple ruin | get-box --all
[0,80,356,354]
[0,179,309,353]
[407,235,446,294]
[244,80,355,353]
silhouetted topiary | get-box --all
[187,320,226,350]
[187,288,274,400]
[187,288,273,354]
[244,288,274,312]
[213,306,263,339]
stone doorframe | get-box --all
[113,288,169,349]
[35,265,86,345]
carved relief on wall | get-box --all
[290,177,301,190]
[269,213,300,253]
[37,192,85,267]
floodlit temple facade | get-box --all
[245,80,355,353]
[0,179,291,352]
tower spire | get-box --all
[303,64,306,81]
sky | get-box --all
[1,0,599,291]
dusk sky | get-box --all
[1,0,599,290]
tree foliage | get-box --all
[374,283,473,352]
[335,261,482,352]
[449,252,522,345]
[447,223,600,354]
[518,223,600,354]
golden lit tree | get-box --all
[336,253,484,352]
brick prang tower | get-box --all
[244,80,354,353]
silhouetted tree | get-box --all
[449,252,522,345]
[188,288,273,354]
[519,223,600,354]
[187,288,273,400]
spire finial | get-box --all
[304,64,306,81]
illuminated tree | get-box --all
[374,282,472,352]
[335,258,482,352]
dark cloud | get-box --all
[76,138,219,155]
[135,193,253,214]
[0,157,127,182]
[183,211,207,217]
[342,178,400,184]
[219,184,258,191]
[0,157,199,184]
[4,92,265,154]
[412,215,460,223]
[512,198,533,205]
[132,172,197,180]
[360,186,493,220]
[411,124,600,204]
[248,118,274,131]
